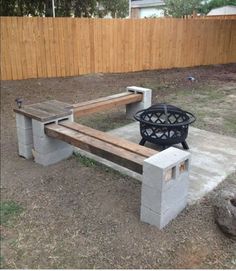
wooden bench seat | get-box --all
[45,121,158,174]
[72,92,143,117]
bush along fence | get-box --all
[1,17,236,80]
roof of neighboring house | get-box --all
[131,0,165,8]
[207,5,236,15]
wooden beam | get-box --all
[59,121,158,158]
[73,92,135,108]
[72,92,142,117]
[45,123,145,174]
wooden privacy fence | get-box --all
[200,15,236,19]
[1,17,236,80]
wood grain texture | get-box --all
[14,100,73,121]
[59,121,158,158]
[73,92,143,116]
[1,17,235,80]
[45,123,145,174]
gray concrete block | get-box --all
[140,205,162,229]
[127,86,152,107]
[141,147,190,229]
[32,114,73,138]
[126,86,152,119]
[17,127,33,145]
[141,175,188,213]
[16,113,32,129]
[141,184,162,212]
[142,147,190,190]
[34,146,73,166]
[18,143,33,159]
[140,197,187,229]
[126,102,145,119]
[31,114,74,166]
[33,135,71,154]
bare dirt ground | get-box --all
[1,64,236,268]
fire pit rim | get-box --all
[134,107,196,127]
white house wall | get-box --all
[140,7,164,18]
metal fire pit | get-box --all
[134,103,196,149]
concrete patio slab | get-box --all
[74,122,236,204]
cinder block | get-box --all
[140,147,190,229]
[142,147,190,190]
[18,143,33,159]
[16,113,32,129]
[141,175,188,214]
[140,197,187,229]
[126,86,152,119]
[34,146,73,166]
[127,86,152,106]
[31,114,73,166]
[32,114,73,138]
[33,135,71,154]
[17,127,33,145]
[141,184,162,212]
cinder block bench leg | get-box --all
[15,113,33,159]
[140,147,191,229]
[126,86,152,119]
[32,115,74,166]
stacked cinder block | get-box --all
[32,116,74,166]
[16,114,34,159]
[126,86,152,119]
[14,100,74,166]
[141,147,190,229]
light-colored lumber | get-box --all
[73,92,142,117]
[1,17,236,80]
[59,121,158,158]
[45,123,145,174]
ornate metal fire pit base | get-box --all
[134,104,196,150]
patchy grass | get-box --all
[149,84,236,137]
[0,201,23,226]
[0,201,23,268]
[74,152,98,168]
[74,152,128,178]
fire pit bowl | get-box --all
[134,103,196,149]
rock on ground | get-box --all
[214,187,236,239]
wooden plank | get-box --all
[73,18,80,76]
[43,100,74,110]
[89,19,95,74]
[32,103,70,116]
[35,17,43,78]
[73,92,137,107]
[58,18,66,77]
[14,100,73,121]
[0,17,7,80]
[77,18,84,75]
[14,106,55,121]
[10,17,21,79]
[45,124,144,174]
[36,17,47,78]
[64,18,71,77]
[4,17,13,80]
[59,121,158,158]
[30,18,38,78]
[73,93,143,116]
[25,17,35,78]
[43,18,52,77]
